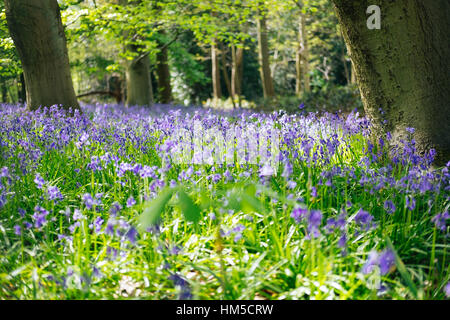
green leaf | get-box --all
[385,236,419,299]
[177,190,201,223]
[138,188,174,232]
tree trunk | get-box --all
[4,0,79,112]
[18,73,26,103]
[299,12,310,93]
[332,0,450,165]
[156,33,173,104]
[350,61,357,84]
[257,14,275,99]
[211,41,222,100]
[295,21,303,97]
[231,44,244,98]
[126,54,153,107]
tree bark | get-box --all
[299,12,310,93]
[5,0,79,112]
[257,14,275,99]
[126,53,153,107]
[211,41,222,100]
[332,0,450,165]
[156,32,173,104]
[231,44,244,98]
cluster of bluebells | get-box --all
[0,103,449,299]
[362,249,396,276]
[291,207,323,239]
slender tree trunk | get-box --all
[295,21,303,97]
[231,44,243,98]
[257,14,275,98]
[299,12,310,93]
[332,0,450,165]
[5,0,79,112]
[156,33,173,104]
[211,41,222,100]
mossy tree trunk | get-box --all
[332,0,450,165]
[5,0,79,112]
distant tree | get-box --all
[257,3,275,99]
[5,0,79,111]
[332,0,450,165]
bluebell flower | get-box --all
[291,207,308,224]
[383,200,396,214]
[378,249,396,275]
[444,282,450,298]
[34,173,45,189]
[82,193,94,209]
[14,225,21,236]
[126,196,136,208]
[432,211,449,232]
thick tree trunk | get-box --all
[5,0,79,112]
[126,54,153,107]
[156,33,173,104]
[257,15,275,99]
[211,41,222,100]
[332,0,450,165]
[231,44,244,98]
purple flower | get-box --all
[378,249,396,275]
[384,200,396,214]
[307,210,322,238]
[47,185,63,201]
[405,196,416,211]
[34,173,45,189]
[432,211,449,232]
[14,225,21,235]
[338,233,347,248]
[82,193,94,209]
[126,196,136,208]
[444,282,450,298]
[0,167,9,178]
[32,206,49,229]
[287,180,297,189]
[105,219,115,236]
[291,207,308,224]
[310,186,317,197]
[354,209,374,230]
[362,251,379,274]
[125,227,138,244]
[18,208,26,217]
[259,163,274,177]
[73,209,84,221]
[93,217,104,233]
[110,201,122,216]
[69,222,80,233]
